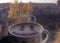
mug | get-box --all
[8,22,50,43]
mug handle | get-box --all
[42,29,50,43]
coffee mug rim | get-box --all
[8,22,44,38]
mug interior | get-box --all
[8,22,44,38]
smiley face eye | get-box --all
[30,25,34,31]
[20,25,24,31]
[31,17,34,22]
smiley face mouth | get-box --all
[12,32,39,36]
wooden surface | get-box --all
[52,29,60,43]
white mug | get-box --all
[8,22,50,43]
